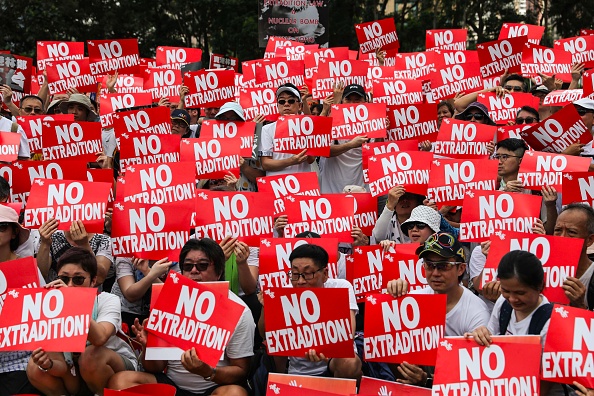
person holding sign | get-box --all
[372,185,424,244]
[26,247,138,396]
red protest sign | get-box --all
[283,194,355,242]
[268,373,356,395]
[0,131,22,162]
[121,163,195,206]
[433,118,496,159]
[584,71,594,97]
[517,150,591,191]
[258,237,339,291]
[388,244,428,291]
[193,190,274,246]
[104,384,177,396]
[99,74,144,96]
[24,178,111,232]
[179,137,240,179]
[112,106,172,136]
[345,246,399,301]
[355,18,399,54]
[143,68,182,102]
[200,119,256,158]
[427,159,498,205]
[542,89,584,107]
[304,47,350,88]
[16,114,73,154]
[210,53,239,71]
[521,43,573,81]
[41,121,102,162]
[477,92,540,124]
[36,41,85,71]
[145,272,244,367]
[476,36,527,78]
[431,54,482,100]
[386,103,438,142]
[264,287,354,357]
[394,51,435,79]
[87,38,140,75]
[313,59,368,99]
[0,287,96,352]
[459,190,542,242]
[372,79,424,105]
[240,59,266,88]
[481,232,581,304]
[362,140,419,183]
[366,66,396,92]
[99,92,153,128]
[426,29,467,51]
[183,69,235,108]
[432,336,542,395]
[554,35,594,68]
[347,193,379,237]
[254,59,305,87]
[45,58,98,94]
[497,124,533,142]
[363,293,446,365]
[367,151,432,197]
[156,46,202,68]
[0,257,40,312]
[499,23,545,45]
[330,103,387,140]
[542,305,594,388]
[266,382,344,396]
[257,172,320,216]
[520,104,591,153]
[562,172,594,206]
[238,86,279,121]
[360,377,431,395]
[119,133,181,169]
[273,115,332,157]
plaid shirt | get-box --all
[0,351,31,373]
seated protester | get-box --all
[465,250,569,396]
[108,239,255,396]
[372,185,424,244]
[36,218,114,288]
[258,83,316,176]
[514,106,539,125]
[111,258,180,336]
[257,244,362,379]
[27,247,138,395]
[386,232,489,386]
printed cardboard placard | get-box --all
[241,59,268,87]
[42,121,103,162]
[200,119,256,158]
[459,190,542,242]
[268,373,356,396]
[283,194,355,242]
[273,115,332,157]
[274,43,318,61]
[542,305,594,388]
[156,46,202,68]
[542,89,584,107]
[36,41,84,71]
[238,86,279,121]
[112,106,172,137]
[371,78,424,106]
[104,383,177,396]
[0,53,32,93]
[499,23,545,45]
[430,52,482,100]
[481,231,581,304]
[0,257,40,312]
[426,29,467,51]
[183,69,235,108]
[210,53,239,71]
[16,114,73,154]
[432,336,542,395]
[304,47,350,88]
[517,150,591,191]
[0,287,96,352]
[584,71,593,98]
[256,172,320,216]
[87,38,140,75]
[360,376,431,395]
[179,137,240,179]
[427,159,499,205]
[433,118,496,159]
[476,36,527,78]
[258,237,339,291]
[497,124,534,142]
[45,58,97,94]
[387,244,428,291]
[386,103,439,142]
[87,168,115,208]
[145,273,244,367]
[143,68,182,102]
[520,104,591,153]
[193,190,275,246]
[99,74,144,96]
[0,131,23,162]
[562,172,594,206]
[330,103,387,140]
[264,287,354,357]
[554,35,594,68]
[363,293,446,365]
[365,66,396,92]
[366,151,432,197]
[362,140,419,183]
[355,18,399,54]
[99,92,153,129]
[521,43,573,81]
[119,133,181,169]
[394,51,435,80]
[476,92,540,124]
[345,192,378,237]
[345,246,400,301]
[254,58,305,87]
[24,178,111,233]
[313,59,368,99]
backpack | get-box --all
[498,300,553,335]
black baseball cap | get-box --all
[171,109,190,126]
[343,84,366,99]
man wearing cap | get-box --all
[319,84,370,193]
[258,83,315,176]
[171,109,194,138]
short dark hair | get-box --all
[0,177,10,202]
[516,106,539,122]
[497,250,544,292]
[310,103,323,114]
[289,244,329,269]
[496,138,529,157]
[20,95,44,108]
[57,247,98,281]
[437,100,455,115]
[179,238,226,280]
[559,203,594,235]
[503,74,527,92]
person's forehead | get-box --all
[468,109,483,114]
[219,110,241,120]
[278,92,298,100]
[496,147,514,154]
[505,80,523,86]
[22,97,42,107]
[291,257,317,267]
[58,263,88,274]
[344,93,364,101]
[185,249,209,261]
[517,110,535,117]
[558,210,588,228]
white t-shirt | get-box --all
[166,291,255,392]
[258,121,312,176]
[487,295,550,339]
[412,286,490,336]
[319,142,363,194]
[96,292,138,369]
[102,128,117,157]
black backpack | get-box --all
[498,300,553,335]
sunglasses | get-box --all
[278,99,297,105]
[465,113,485,121]
[515,117,537,124]
[576,108,593,116]
[504,85,524,92]
[58,275,88,286]
[423,259,462,272]
[21,107,43,114]
[405,222,429,232]
[0,222,11,232]
[182,261,211,272]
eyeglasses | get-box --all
[404,222,429,232]
[288,268,323,281]
[182,261,211,272]
[278,99,297,105]
[465,113,485,121]
[21,106,43,114]
[171,120,187,128]
[58,275,88,286]
[493,154,521,162]
[504,85,524,92]
[423,259,462,272]
[0,222,11,232]
[515,117,537,124]
[576,108,594,116]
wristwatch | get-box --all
[204,366,216,381]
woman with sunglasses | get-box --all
[514,106,539,126]
[400,206,442,244]
[454,102,497,125]
[27,247,138,396]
